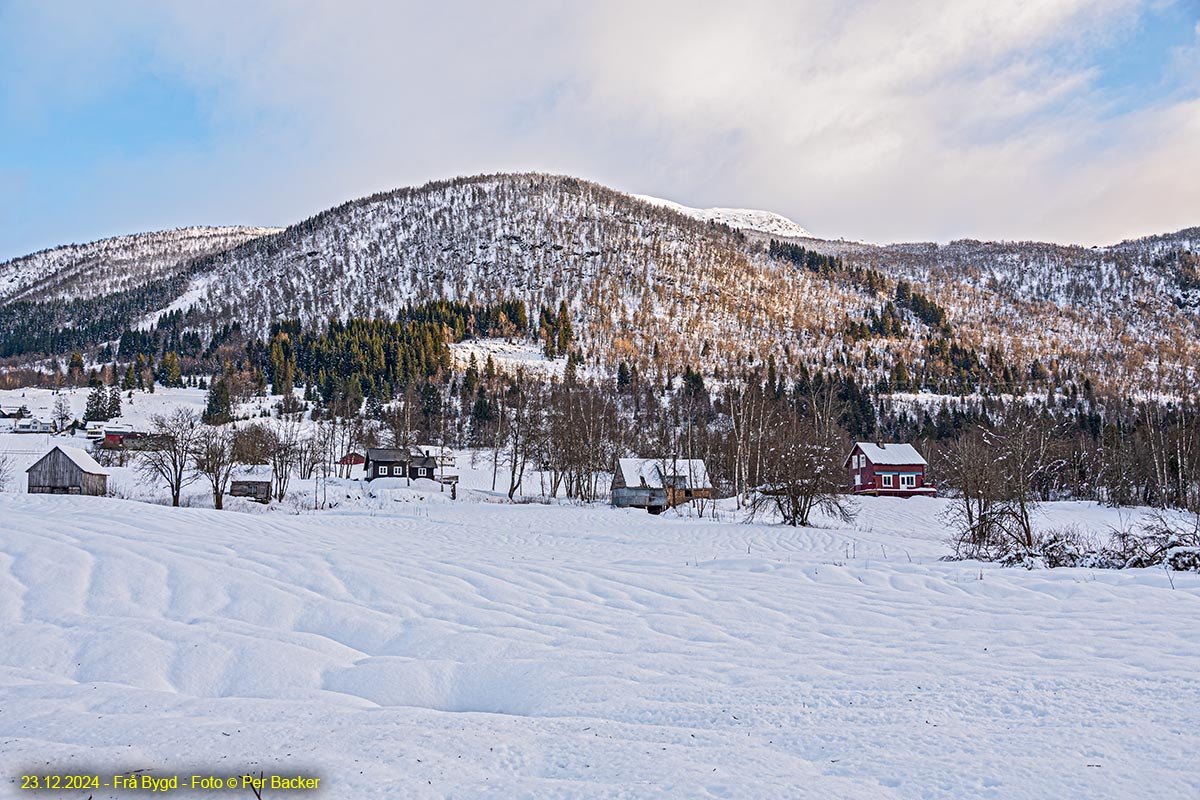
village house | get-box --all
[365,447,444,482]
[13,417,55,434]
[611,457,713,513]
[844,442,935,498]
[101,429,166,451]
[338,451,366,467]
[26,445,108,496]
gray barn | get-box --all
[26,445,108,496]
[612,457,713,514]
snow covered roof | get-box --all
[28,445,106,475]
[233,465,273,481]
[617,458,712,489]
[367,448,411,462]
[849,442,927,466]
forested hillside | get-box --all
[2,173,1196,399]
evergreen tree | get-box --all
[556,300,573,354]
[83,385,110,422]
[160,351,183,387]
[107,386,122,418]
[616,361,632,392]
[462,354,480,399]
[67,352,85,386]
[203,377,233,424]
[121,364,137,391]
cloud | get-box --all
[1,0,1198,258]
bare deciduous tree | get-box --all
[749,388,856,527]
[192,425,237,510]
[140,408,201,506]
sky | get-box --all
[1,0,1198,261]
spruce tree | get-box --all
[203,377,233,424]
[160,352,183,387]
[107,386,122,418]
[83,386,109,422]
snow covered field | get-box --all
[1,491,1198,799]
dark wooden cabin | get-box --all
[229,467,272,503]
[365,447,444,482]
[26,445,107,496]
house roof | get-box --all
[28,444,106,475]
[367,448,411,462]
[617,457,712,489]
[848,442,927,466]
[233,465,274,481]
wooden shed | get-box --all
[612,457,713,513]
[26,445,107,496]
[230,466,273,503]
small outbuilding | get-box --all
[845,442,935,497]
[612,457,713,513]
[414,444,456,468]
[26,445,107,496]
[230,466,273,504]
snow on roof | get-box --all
[850,442,927,466]
[233,465,274,481]
[617,457,712,489]
[29,444,106,475]
[367,448,412,462]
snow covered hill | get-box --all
[1,492,1197,798]
[1,172,1197,393]
[633,193,815,238]
[0,226,280,303]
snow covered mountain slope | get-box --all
[1,172,1197,393]
[0,225,280,303]
[1,492,1197,798]
[633,193,815,238]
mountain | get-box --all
[0,173,1197,396]
[631,194,815,239]
[0,226,280,304]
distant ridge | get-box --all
[632,194,814,239]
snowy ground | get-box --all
[449,339,566,378]
[1,490,1198,799]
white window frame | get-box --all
[854,473,862,486]
[881,474,893,488]
[900,474,916,488]
[379,465,389,476]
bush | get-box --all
[945,515,1200,573]
[1038,525,1096,569]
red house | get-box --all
[338,452,366,466]
[845,442,935,497]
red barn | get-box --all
[845,442,935,497]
